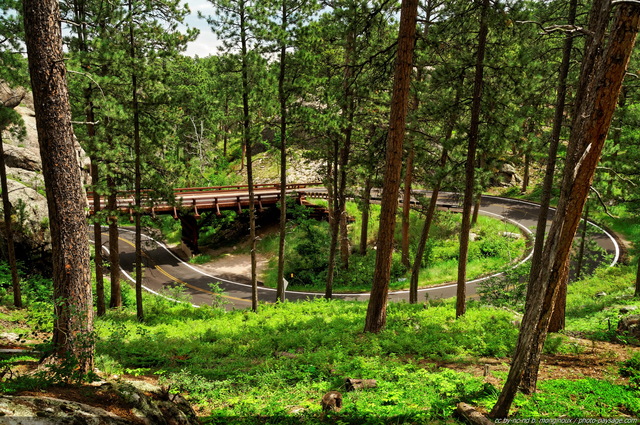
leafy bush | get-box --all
[620,351,640,388]
[477,263,530,311]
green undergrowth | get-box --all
[564,266,640,342]
[91,299,518,423]
[260,201,527,293]
[2,282,639,422]
[509,378,640,418]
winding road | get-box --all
[95,193,620,309]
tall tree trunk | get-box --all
[607,86,626,197]
[223,97,229,159]
[522,150,530,193]
[91,160,105,316]
[359,176,373,256]
[409,149,447,304]
[401,144,414,268]
[239,2,257,312]
[339,27,356,272]
[574,200,590,281]
[409,75,461,303]
[364,0,418,333]
[0,133,21,308]
[326,20,355,294]
[87,101,105,316]
[456,0,489,318]
[276,2,288,303]
[491,4,640,417]
[107,174,122,308]
[339,211,349,266]
[24,0,94,373]
[471,194,481,226]
[635,254,640,297]
[519,0,584,393]
[129,0,143,322]
[325,139,339,299]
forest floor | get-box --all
[1,313,634,422]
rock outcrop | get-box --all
[618,314,640,344]
[490,162,523,188]
[1,83,91,268]
[0,381,200,425]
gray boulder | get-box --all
[617,314,640,344]
[0,82,26,109]
[4,144,42,172]
[0,381,200,425]
[490,162,523,188]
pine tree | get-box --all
[491,1,640,416]
[24,0,94,373]
[364,0,418,333]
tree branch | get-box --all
[516,20,591,36]
[67,70,106,99]
[590,186,617,219]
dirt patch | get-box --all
[194,222,279,284]
[432,338,633,388]
[196,250,270,283]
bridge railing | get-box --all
[87,182,325,214]
[173,182,322,195]
[87,182,322,200]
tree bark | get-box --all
[88,109,105,317]
[633,253,640,298]
[339,26,355,272]
[325,142,338,299]
[519,0,578,393]
[129,0,143,322]
[24,0,94,373]
[491,3,640,417]
[107,174,122,308]
[457,0,489,318]
[239,0,258,312]
[326,22,355,295]
[401,144,414,269]
[276,1,288,303]
[409,74,461,304]
[91,160,105,317]
[364,0,418,333]
[409,150,447,304]
[574,200,590,280]
[359,176,373,256]
[521,151,530,193]
[0,132,21,308]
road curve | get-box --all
[95,194,620,309]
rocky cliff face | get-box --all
[1,83,91,270]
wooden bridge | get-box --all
[87,183,325,253]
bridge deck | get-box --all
[87,183,322,217]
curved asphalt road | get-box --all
[95,193,620,309]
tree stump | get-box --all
[321,391,342,412]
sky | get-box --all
[182,0,221,57]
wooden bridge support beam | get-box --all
[179,213,200,255]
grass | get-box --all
[90,298,521,422]
[1,261,639,423]
[260,202,527,293]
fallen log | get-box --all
[345,378,377,391]
[456,402,494,425]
